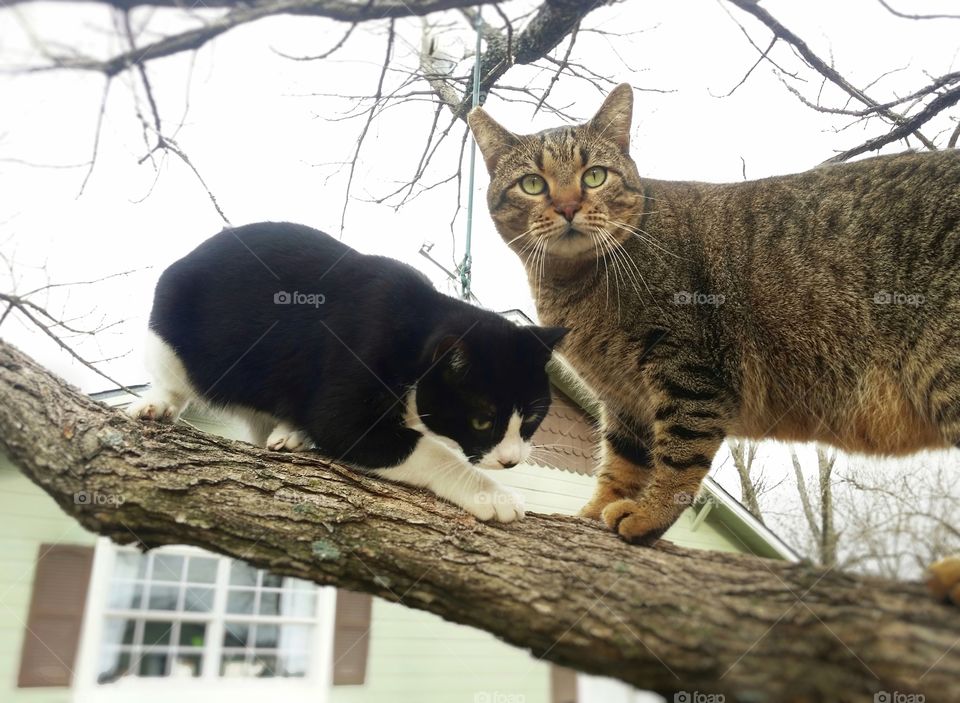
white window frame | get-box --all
[73,538,336,703]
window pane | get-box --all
[98,648,132,684]
[179,622,206,648]
[258,592,279,616]
[143,621,173,646]
[229,562,257,587]
[101,618,135,647]
[255,624,278,648]
[251,652,277,678]
[107,581,143,610]
[186,557,218,584]
[280,588,315,617]
[183,586,214,613]
[220,652,249,678]
[277,624,311,652]
[223,622,250,648]
[171,653,202,678]
[226,590,255,615]
[278,651,308,678]
[138,651,169,677]
[289,577,313,591]
[152,554,185,583]
[262,573,283,588]
[147,584,180,611]
[114,551,147,580]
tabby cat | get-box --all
[468,85,960,603]
[129,222,566,522]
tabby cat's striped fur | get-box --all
[468,86,960,601]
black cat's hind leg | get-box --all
[266,421,312,452]
[128,330,194,423]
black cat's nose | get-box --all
[498,460,518,468]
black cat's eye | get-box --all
[519,174,547,196]
[522,414,541,425]
[582,166,607,188]
[471,417,494,431]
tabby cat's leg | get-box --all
[601,372,730,544]
[927,556,960,606]
[579,409,653,520]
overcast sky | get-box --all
[2,0,958,563]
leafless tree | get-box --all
[3,0,960,232]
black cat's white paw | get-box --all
[127,395,183,423]
[266,425,311,452]
[462,483,526,523]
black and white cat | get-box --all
[129,222,567,522]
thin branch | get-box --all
[0,293,140,395]
[77,77,112,196]
[339,19,396,236]
[826,83,960,162]
[725,0,937,150]
[875,0,960,21]
[272,22,357,61]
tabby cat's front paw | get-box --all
[601,498,673,546]
[462,484,525,523]
[578,498,607,521]
[926,556,960,606]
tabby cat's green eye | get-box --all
[582,166,608,188]
[519,174,547,196]
[472,417,493,431]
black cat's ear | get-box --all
[468,107,519,175]
[433,335,470,375]
[589,83,633,153]
[529,326,569,353]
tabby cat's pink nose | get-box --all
[554,201,581,221]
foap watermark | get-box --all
[874,692,925,703]
[673,492,717,508]
[674,291,725,306]
[274,290,326,307]
[873,290,924,307]
[674,692,725,703]
[474,693,525,703]
[474,492,517,506]
[74,491,125,507]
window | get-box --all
[75,540,334,703]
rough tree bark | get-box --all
[1,339,958,703]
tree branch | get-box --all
[1,339,958,701]
[725,0,938,152]
[19,0,514,74]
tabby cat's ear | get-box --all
[589,83,633,153]
[468,107,519,174]
[530,326,570,352]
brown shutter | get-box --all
[531,387,600,476]
[551,665,578,703]
[331,589,372,685]
[18,544,95,687]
